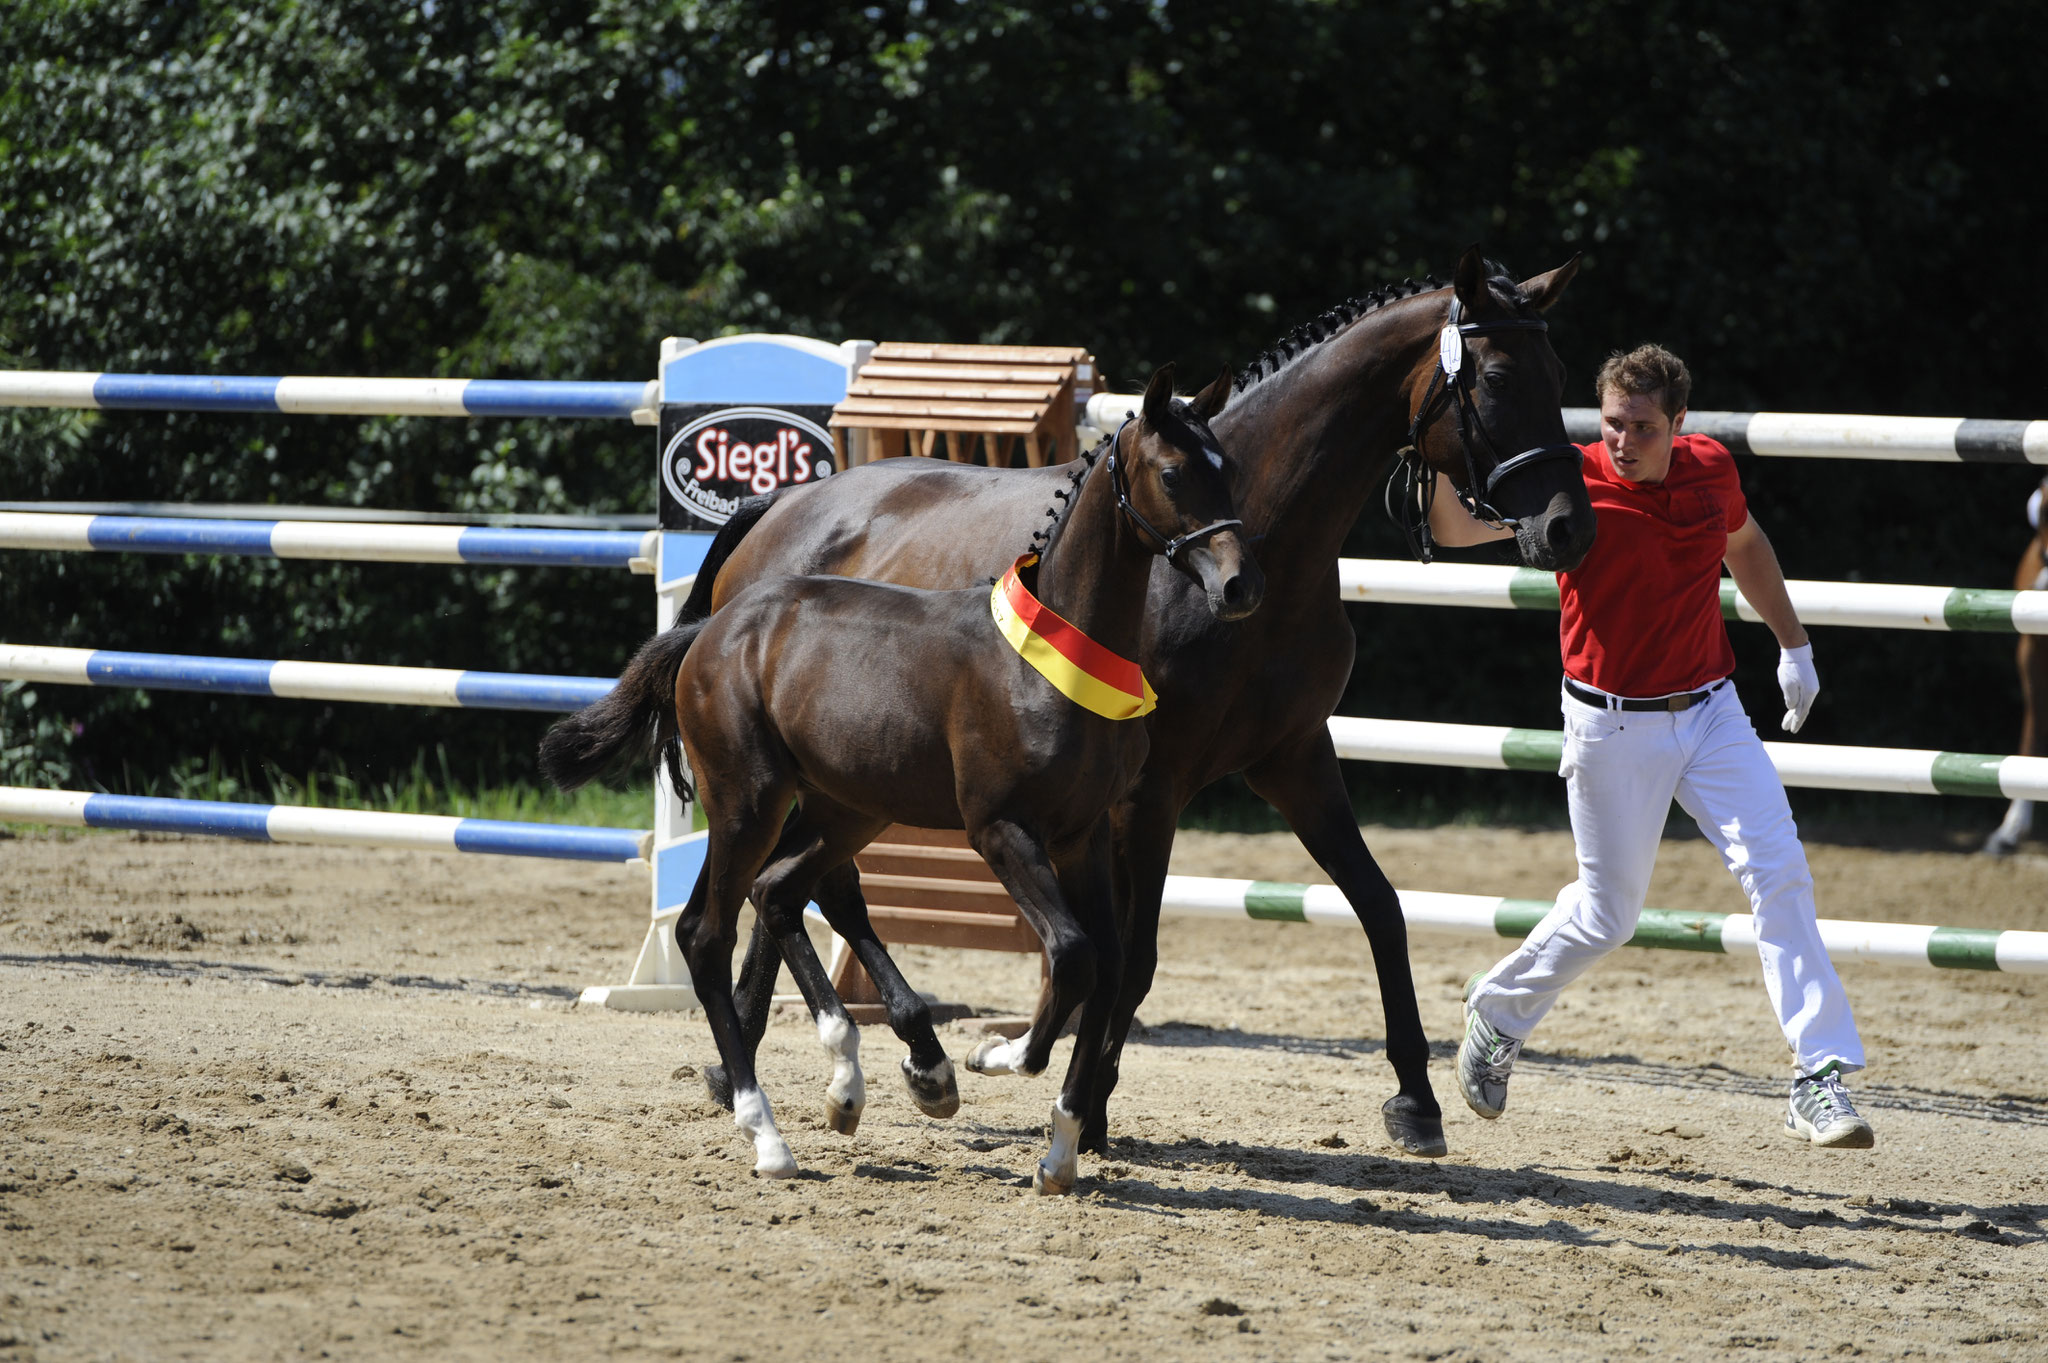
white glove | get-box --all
[1777,643,1819,733]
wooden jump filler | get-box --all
[831,342,1097,468]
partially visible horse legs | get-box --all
[676,779,803,1178]
[969,818,1120,1194]
[706,811,961,1119]
[1986,544,2046,856]
[1244,729,1446,1156]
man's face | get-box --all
[1599,389,1686,485]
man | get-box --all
[1427,343,1873,1148]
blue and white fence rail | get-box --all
[1157,878,2048,974]
[1337,559,2048,635]
[0,512,656,571]
[0,372,657,422]
[0,645,611,713]
[1561,408,2048,465]
[0,787,649,863]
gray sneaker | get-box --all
[1457,975,1523,1120]
[1784,1063,1875,1148]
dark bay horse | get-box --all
[1986,474,2047,855]
[543,366,1261,1188]
[692,247,1589,1160]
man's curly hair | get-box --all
[1595,344,1691,420]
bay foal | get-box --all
[544,366,1261,1190]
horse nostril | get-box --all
[1547,515,1575,550]
[1222,577,1246,608]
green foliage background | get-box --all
[3,0,2044,818]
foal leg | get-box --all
[703,918,780,1111]
[1035,828,1123,1195]
[1245,729,1447,1158]
[743,812,891,1137]
[809,860,961,1118]
[968,820,1102,1194]
[712,817,959,1118]
[678,790,802,1178]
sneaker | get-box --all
[1784,1063,1875,1148]
[1457,973,1523,1120]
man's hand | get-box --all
[1777,643,1819,733]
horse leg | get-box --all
[1066,785,1179,1156]
[703,916,780,1111]
[1988,631,2041,855]
[1036,829,1124,1195]
[1244,729,1448,1158]
[808,859,961,1118]
[678,785,802,1178]
[967,819,1104,1194]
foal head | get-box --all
[1117,364,1265,622]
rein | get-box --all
[1387,294,1582,563]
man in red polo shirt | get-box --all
[1428,343,1873,1148]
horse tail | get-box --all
[537,491,782,797]
[681,490,780,618]
[538,619,707,797]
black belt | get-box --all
[1564,678,1726,713]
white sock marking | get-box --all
[817,1012,865,1115]
[733,1086,796,1178]
[1039,1097,1082,1191]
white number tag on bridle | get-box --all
[1438,324,1463,377]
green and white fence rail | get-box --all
[1324,716,2048,802]
[1336,559,2048,635]
[1157,877,2048,973]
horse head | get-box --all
[1405,245,1595,572]
[1120,363,1266,621]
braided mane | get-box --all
[1230,263,1532,402]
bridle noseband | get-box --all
[1107,416,1243,566]
[1388,294,1582,563]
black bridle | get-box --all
[1108,417,1244,566]
[1386,294,1582,563]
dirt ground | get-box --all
[2,821,2045,1362]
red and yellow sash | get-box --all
[990,554,1157,720]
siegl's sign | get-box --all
[658,404,838,529]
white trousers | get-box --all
[1471,680,1865,1077]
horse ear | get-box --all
[1518,254,1581,314]
[1141,363,1177,427]
[1188,365,1232,421]
[1453,244,1488,314]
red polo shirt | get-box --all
[1558,434,1749,697]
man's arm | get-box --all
[1723,515,1808,649]
[1425,472,1517,548]
[1725,514,1819,732]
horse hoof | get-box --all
[753,1150,799,1180]
[824,1095,864,1137]
[1382,1094,1448,1158]
[1032,1162,1073,1196]
[703,1064,735,1112]
[964,1036,1023,1076]
[902,1057,961,1119]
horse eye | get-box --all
[1483,370,1509,391]
[1160,465,1183,490]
